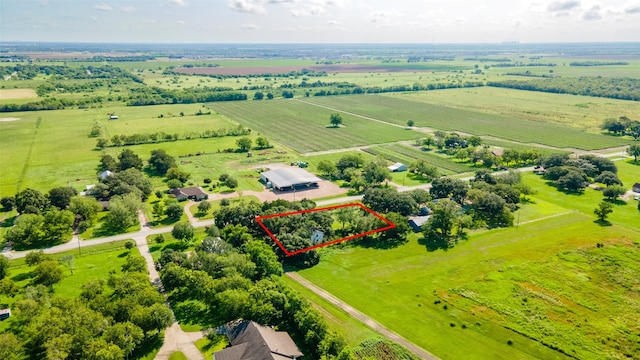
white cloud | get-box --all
[39,0,49,5]
[368,9,403,25]
[311,0,349,7]
[548,0,580,12]
[625,5,640,13]
[169,0,188,7]
[241,23,260,29]
[583,5,602,20]
[327,20,341,25]
[229,0,267,14]
[176,20,186,25]
[122,5,135,13]
[291,5,326,17]
[93,3,113,11]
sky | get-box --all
[1,0,639,43]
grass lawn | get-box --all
[295,171,640,360]
[195,335,229,359]
[188,195,260,220]
[168,352,188,360]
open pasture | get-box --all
[364,143,475,175]
[0,104,246,197]
[0,88,38,100]
[304,93,630,150]
[211,99,419,153]
[297,170,640,359]
[401,87,640,133]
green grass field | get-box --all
[295,165,640,360]
[303,93,631,150]
[211,99,420,153]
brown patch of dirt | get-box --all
[0,89,37,100]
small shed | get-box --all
[408,216,431,232]
[99,170,114,180]
[388,162,408,172]
[109,115,119,120]
[0,308,11,321]
[633,183,640,193]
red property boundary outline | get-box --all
[256,203,396,256]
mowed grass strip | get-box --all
[296,170,640,360]
[304,94,629,150]
[211,100,419,153]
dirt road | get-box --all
[286,272,439,360]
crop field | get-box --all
[211,99,419,153]
[399,87,640,133]
[0,88,38,100]
[297,167,640,360]
[363,143,475,175]
[303,94,630,150]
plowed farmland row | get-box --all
[210,100,418,153]
[304,95,628,150]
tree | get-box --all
[410,159,438,179]
[330,113,343,127]
[172,222,195,241]
[245,240,283,279]
[34,259,64,287]
[104,193,141,231]
[5,213,45,249]
[224,176,238,190]
[253,91,264,100]
[255,136,270,149]
[48,186,78,209]
[41,208,74,244]
[266,92,274,100]
[423,200,462,246]
[166,167,191,183]
[0,254,9,280]
[148,149,177,175]
[0,333,25,360]
[422,135,435,150]
[167,179,182,189]
[602,118,625,134]
[317,160,337,178]
[407,120,415,127]
[594,171,622,186]
[221,223,253,248]
[165,202,184,220]
[25,250,47,266]
[628,144,640,162]
[60,255,75,275]
[378,212,410,245]
[197,201,211,214]
[362,160,391,186]
[103,322,144,358]
[15,188,49,214]
[602,185,626,200]
[0,196,15,211]
[467,136,482,147]
[69,196,102,232]
[594,201,613,223]
[556,169,588,192]
[118,149,143,171]
[100,154,118,171]
[236,137,253,152]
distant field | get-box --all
[0,88,38,100]
[297,167,640,360]
[363,143,474,175]
[304,94,630,150]
[211,99,419,153]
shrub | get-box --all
[154,234,166,244]
[125,240,135,249]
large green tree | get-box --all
[15,188,49,214]
[0,254,9,280]
[330,113,343,127]
[118,149,144,171]
[627,143,640,162]
[148,149,177,175]
[236,137,253,152]
[48,186,78,209]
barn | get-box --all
[260,167,322,191]
[388,162,408,172]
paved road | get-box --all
[286,272,439,360]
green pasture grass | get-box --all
[295,171,640,359]
[281,275,380,345]
[195,335,229,359]
[210,99,420,153]
[482,138,571,156]
[147,229,207,262]
[303,93,630,150]
[365,143,474,174]
[402,87,640,134]
[389,171,428,187]
[168,352,188,360]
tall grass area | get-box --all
[296,167,640,360]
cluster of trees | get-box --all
[540,154,620,194]
[158,232,345,359]
[96,125,251,148]
[309,81,484,98]
[2,187,105,249]
[0,96,106,112]
[422,170,528,248]
[317,154,393,192]
[601,116,640,140]
[0,64,143,82]
[488,77,640,101]
[569,61,628,66]
[2,252,172,359]
[166,68,328,80]
[235,136,270,152]
[125,86,247,106]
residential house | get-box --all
[169,187,208,201]
[633,182,640,193]
[214,320,303,360]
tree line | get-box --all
[488,77,640,101]
[95,125,251,148]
